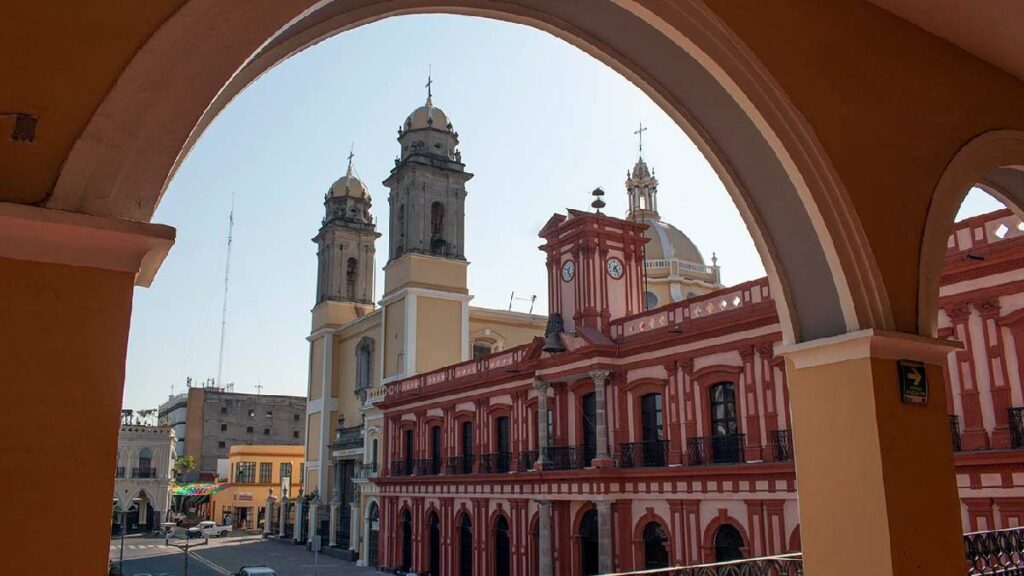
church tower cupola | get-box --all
[313,148,380,308]
[384,80,472,263]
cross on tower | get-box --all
[347,143,355,173]
[425,67,433,99]
[255,384,263,395]
[634,122,648,157]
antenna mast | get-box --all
[216,190,236,389]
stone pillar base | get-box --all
[591,458,614,469]
[962,428,991,451]
[991,427,1012,449]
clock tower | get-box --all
[538,209,647,335]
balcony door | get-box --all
[640,393,665,466]
[431,425,442,474]
[709,382,740,464]
[495,416,510,472]
[461,421,474,473]
[404,429,415,474]
[581,392,596,466]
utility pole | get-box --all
[216,190,236,389]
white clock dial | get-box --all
[561,260,576,282]
[606,257,624,279]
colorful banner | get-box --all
[171,481,231,496]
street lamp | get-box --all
[118,496,142,575]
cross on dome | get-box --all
[634,122,648,158]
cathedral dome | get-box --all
[329,173,369,199]
[404,97,452,131]
[640,216,705,264]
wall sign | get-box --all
[897,360,928,405]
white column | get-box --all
[317,335,335,496]
[278,499,288,538]
[591,369,612,467]
[597,500,613,574]
[294,498,304,542]
[350,501,361,553]
[263,495,276,536]
[329,501,339,547]
[537,500,553,576]
[308,497,319,544]
[534,381,550,468]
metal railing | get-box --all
[1010,408,1024,449]
[416,458,442,476]
[606,553,803,576]
[447,455,475,475]
[687,434,746,466]
[517,450,538,472]
[966,526,1024,574]
[358,461,379,478]
[542,445,582,471]
[114,467,126,478]
[132,467,158,479]
[769,430,793,462]
[479,452,512,474]
[950,415,963,452]
[389,460,414,477]
[619,440,669,468]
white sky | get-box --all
[122,15,1006,411]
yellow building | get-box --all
[303,94,546,560]
[211,445,303,531]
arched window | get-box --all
[355,337,374,393]
[642,521,669,568]
[713,524,745,562]
[579,508,599,576]
[709,382,740,463]
[495,515,511,576]
[366,502,380,567]
[396,203,406,257]
[138,448,152,476]
[644,291,659,310]
[345,257,358,300]
[428,512,441,576]
[400,509,413,571]
[459,513,473,576]
[430,201,447,254]
[473,339,494,359]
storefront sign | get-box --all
[898,360,928,405]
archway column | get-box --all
[780,329,964,576]
[535,500,552,576]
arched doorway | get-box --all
[713,524,745,562]
[428,511,441,576]
[400,509,412,571]
[579,508,599,576]
[458,513,473,576]
[642,521,669,569]
[494,515,510,576]
[366,502,379,567]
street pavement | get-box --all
[111,534,380,576]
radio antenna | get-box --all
[216,189,236,389]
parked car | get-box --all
[236,567,277,576]
[189,520,231,538]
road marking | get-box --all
[191,551,232,575]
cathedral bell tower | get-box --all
[312,152,380,325]
[539,208,647,336]
[380,83,473,382]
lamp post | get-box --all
[118,495,141,575]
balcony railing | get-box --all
[1010,408,1024,449]
[542,445,583,471]
[517,450,538,472]
[966,525,1024,574]
[447,455,475,475]
[769,429,793,462]
[114,467,125,478]
[687,434,746,466]
[132,467,157,479]
[416,458,442,476]
[389,459,414,477]
[950,415,963,452]
[619,440,669,468]
[479,452,512,474]
[607,553,803,576]
[357,462,379,479]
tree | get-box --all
[175,455,196,475]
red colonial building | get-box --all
[373,207,1024,575]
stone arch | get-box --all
[920,130,1024,336]
[631,509,674,570]
[701,511,750,563]
[49,0,891,345]
[787,524,801,553]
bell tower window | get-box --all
[346,257,358,300]
[430,201,447,255]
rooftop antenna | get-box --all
[216,189,236,390]
[255,384,264,395]
[508,291,538,314]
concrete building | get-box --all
[210,444,304,531]
[114,423,175,533]
[158,385,307,478]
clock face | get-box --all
[561,259,576,282]
[607,257,624,279]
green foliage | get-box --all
[175,455,197,473]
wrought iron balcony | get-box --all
[608,553,802,575]
[446,454,475,475]
[950,415,963,452]
[517,450,538,472]
[1010,408,1024,449]
[542,445,586,471]
[332,424,363,451]
[132,467,158,479]
[389,459,414,477]
[478,452,512,474]
[416,458,442,476]
[966,525,1024,574]
[357,461,379,478]
[769,429,793,462]
[619,440,669,468]
[114,467,125,478]
[686,434,746,466]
